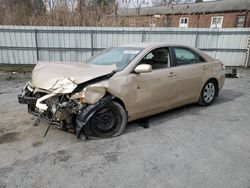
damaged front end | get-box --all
[18,76,114,138]
[18,82,87,136]
[18,61,118,138]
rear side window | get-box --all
[173,47,205,66]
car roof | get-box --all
[118,42,215,62]
[119,42,185,49]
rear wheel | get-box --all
[199,80,217,106]
[83,101,127,139]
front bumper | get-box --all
[18,85,78,132]
[18,86,59,124]
[18,94,37,105]
[18,84,114,138]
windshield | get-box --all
[86,47,143,71]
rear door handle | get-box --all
[168,72,177,77]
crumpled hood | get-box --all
[32,61,116,93]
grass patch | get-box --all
[0,64,35,73]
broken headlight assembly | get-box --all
[70,89,87,104]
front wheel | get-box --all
[83,101,127,139]
[199,80,217,106]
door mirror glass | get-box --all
[134,64,152,74]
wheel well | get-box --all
[207,78,219,96]
[104,92,126,109]
[112,97,126,110]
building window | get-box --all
[129,18,136,26]
[150,18,156,27]
[179,17,189,28]
[236,16,245,27]
[210,16,223,28]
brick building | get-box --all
[118,0,250,28]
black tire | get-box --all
[199,80,217,106]
[83,101,127,139]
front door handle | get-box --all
[202,66,209,70]
[168,72,177,77]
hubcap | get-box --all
[91,107,119,134]
[203,83,215,103]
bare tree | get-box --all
[119,0,150,8]
[44,0,58,12]
[68,0,77,11]
[33,0,46,15]
[152,0,171,6]
[57,0,69,9]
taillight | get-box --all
[221,64,225,70]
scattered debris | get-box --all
[226,68,239,78]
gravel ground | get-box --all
[0,69,250,188]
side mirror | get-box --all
[134,64,152,74]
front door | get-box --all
[127,47,181,119]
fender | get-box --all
[75,95,115,138]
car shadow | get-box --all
[123,88,244,135]
[214,88,244,105]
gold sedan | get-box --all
[18,43,225,139]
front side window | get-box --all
[179,17,189,28]
[173,47,205,66]
[236,16,245,28]
[86,47,143,71]
[210,16,223,28]
[140,48,170,70]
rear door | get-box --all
[170,47,210,104]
